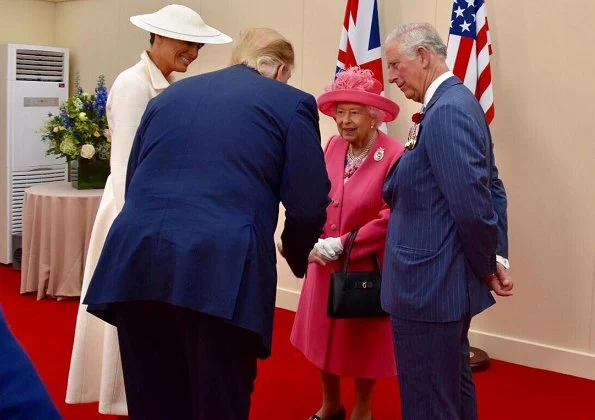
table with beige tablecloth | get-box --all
[20,182,103,299]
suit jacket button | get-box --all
[332,200,340,207]
[330,223,337,230]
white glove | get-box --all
[314,237,344,260]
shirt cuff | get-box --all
[496,255,510,269]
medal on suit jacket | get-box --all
[405,109,425,150]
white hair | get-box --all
[385,22,447,59]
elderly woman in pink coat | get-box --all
[291,67,405,420]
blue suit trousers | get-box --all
[114,302,260,420]
[392,315,477,420]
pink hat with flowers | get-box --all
[317,67,399,122]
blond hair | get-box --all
[230,28,294,78]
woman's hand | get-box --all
[314,237,343,260]
[278,240,337,266]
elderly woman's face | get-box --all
[153,35,204,75]
[334,103,375,145]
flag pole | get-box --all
[447,0,497,372]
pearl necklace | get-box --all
[344,131,378,183]
[347,131,378,164]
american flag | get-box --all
[336,0,384,85]
[447,0,495,124]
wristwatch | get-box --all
[496,255,510,269]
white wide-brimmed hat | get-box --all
[130,4,232,44]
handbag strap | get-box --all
[341,229,382,273]
[341,229,359,272]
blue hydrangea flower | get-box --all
[59,104,72,128]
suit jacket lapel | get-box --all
[425,76,462,113]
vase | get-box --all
[70,157,110,189]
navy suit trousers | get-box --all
[114,302,259,420]
[392,315,477,420]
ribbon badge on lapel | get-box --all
[405,111,425,150]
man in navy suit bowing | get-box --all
[381,23,513,419]
[84,28,330,420]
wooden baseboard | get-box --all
[468,329,595,380]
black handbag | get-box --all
[327,229,388,319]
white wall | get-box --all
[0,0,55,45]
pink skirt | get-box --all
[290,260,397,378]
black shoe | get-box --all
[308,407,346,420]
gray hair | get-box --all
[368,107,384,128]
[385,22,447,59]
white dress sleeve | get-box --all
[107,70,153,212]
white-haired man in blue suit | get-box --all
[381,22,514,420]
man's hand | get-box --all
[485,262,514,296]
[276,242,285,257]
[278,241,335,267]
[308,249,328,266]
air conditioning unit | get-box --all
[0,44,69,264]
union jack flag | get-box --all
[447,0,495,124]
[336,0,384,86]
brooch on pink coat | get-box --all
[373,147,384,161]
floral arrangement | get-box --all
[40,74,110,161]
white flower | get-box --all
[52,126,60,133]
[73,98,84,110]
[103,128,111,138]
[80,144,96,159]
[78,112,88,121]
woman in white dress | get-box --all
[65,5,231,415]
